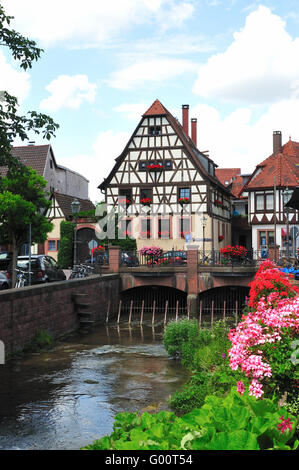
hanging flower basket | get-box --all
[218,235,224,242]
[147,163,163,171]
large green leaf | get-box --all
[206,430,259,450]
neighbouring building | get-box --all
[0,144,96,259]
[98,99,233,253]
[44,192,96,262]
[215,168,252,250]
[240,131,299,259]
[10,144,89,199]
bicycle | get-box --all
[70,264,95,279]
[15,268,33,288]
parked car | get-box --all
[148,250,187,266]
[0,252,13,271]
[120,251,139,267]
[8,255,66,284]
[85,251,109,266]
[0,271,11,290]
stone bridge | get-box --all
[107,246,257,314]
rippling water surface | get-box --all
[0,322,189,450]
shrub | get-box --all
[24,329,53,352]
[162,318,199,364]
[168,371,210,414]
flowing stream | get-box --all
[0,321,189,450]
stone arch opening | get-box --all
[76,227,96,263]
[120,285,187,321]
[198,285,250,321]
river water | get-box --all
[0,321,189,450]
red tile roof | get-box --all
[143,99,168,116]
[245,138,299,190]
[215,168,241,186]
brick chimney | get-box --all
[182,104,189,137]
[191,118,197,146]
[273,131,282,154]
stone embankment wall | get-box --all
[0,274,119,356]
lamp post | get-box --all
[71,198,81,271]
[282,187,292,261]
[201,215,207,258]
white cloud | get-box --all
[193,6,299,104]
[191,98,299,175]
[59,130,131,203]
[1,0,194,47]
[158,1,195,30]
[108,58,197,90]
[114,102,147,120]
[0,51,30,103]
[39,75,97,111]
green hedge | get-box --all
[58,220,74,268]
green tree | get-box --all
[0,166,53,286]
[0,3,59,168]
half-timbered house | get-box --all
[44,192,96,262]
[240,131,299,258]
[98,99,232,253]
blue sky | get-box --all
[2,0,299,202]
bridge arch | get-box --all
[120,285,187,320]
[198,285,250,321]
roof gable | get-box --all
[99,99,230,195]
[244,138,299,190]
[143,99,168,116]
[52,192,95,218]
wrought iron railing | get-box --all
[119,248,299,269]
[119,249,187,267]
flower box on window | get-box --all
[178,197,190,205]
[122,230,132,238]
[158,230,170,239]
[140,197,152,206]
[214,199,223,207]
[146,163,163,171]
[119,198,131,205]
[140,230,151,238]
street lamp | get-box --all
[282,187,292,261]
[71,198,81,270]
[201,215,207,258]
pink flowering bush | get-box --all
[228,261,299,400]
[139,246,163,258]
